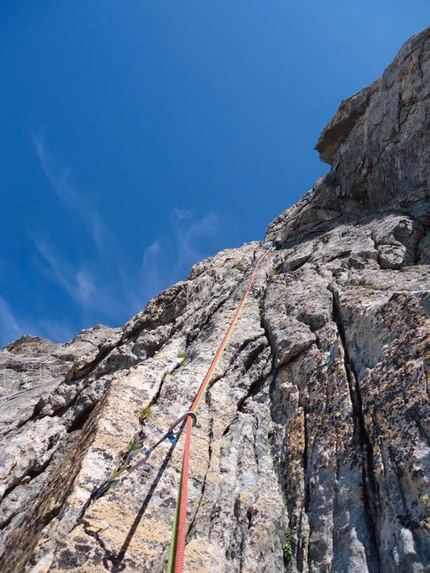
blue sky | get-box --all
[0,1,429,347]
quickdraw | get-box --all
[90,411,197,500]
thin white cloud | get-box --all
[170,209,219,279]
[29,207,222,337]
[0,297,24,347]
[32,134,115,257]
[139,241,164,301]
[29,135,223,338]
[37,320,75,344]
[31,236,75,299]
[0,294,77,347]
[31,136,134,322]
[32,236,127,322]
[137,209,222,303]
[75,270,96,304]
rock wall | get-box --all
[1,26,430,573]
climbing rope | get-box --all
[89,247,272,572]
[167,248,272,573]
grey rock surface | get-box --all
[0,26,430,573]
[268,25,430,248]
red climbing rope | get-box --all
[168,248,272,573]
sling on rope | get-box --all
[167,248,272,573]
[90,411,197,500]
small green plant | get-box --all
[362,284,380,291]
[138,406,153,423]
[140,406,152,418]
[268,428,274,439]
[178,351,187,365]
[161,371,169,382]
[128,442,140,452]
[283,528,292,561]
[232,262,244,271]
[270,269,277,276]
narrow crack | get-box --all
[67,400,99,433]
[31,372,112,428]
[81,519,116,571]
[329,284,381,569]
[186,408,214,541]
[303,407,310,514]
[257,277,279,372]
[0,509,21,534]
[205,336,267,396]
[65,339,122,382]
[414,223,428,265]
[237,351,271,413]
[186,284,239,346]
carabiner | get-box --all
[167,411,197,435]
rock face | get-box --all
[1,26,430,573]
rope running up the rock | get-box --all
[89,246,272,572]
[167,247,272,573]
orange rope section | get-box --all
[169,248,271,573]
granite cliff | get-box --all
[1,26,430,573]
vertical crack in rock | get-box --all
[186,406,214,541]
[80,518,115,571]
[0,392,103,573]
[210,334,266,389]
[236,344,271,413]
[185,282,239,346]
[302,406,310,517]
[329,285,381,570]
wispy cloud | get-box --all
[32,134,115,257]
[32,235,129,322]
[0,297,24,347]
[0,296,75,348]
[140,242,163,301]
[26,136,223,342]
[138,209,221,300]
[31,135,133,322]
[170,208,219,279]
